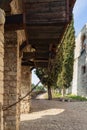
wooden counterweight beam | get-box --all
[5,14,24,30]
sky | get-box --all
[32,0,87,85]
[73,0,87,36]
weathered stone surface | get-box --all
[10,0,23,14]
[72,24,87,97]
[21,66,31,114]
[0,103,1,130]
[3,31,21,130]
[0,8,5,130]
[0,8,5,25]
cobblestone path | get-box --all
[20,99,87,130]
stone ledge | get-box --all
[0,8,5,25]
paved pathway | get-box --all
[20,98,87,130]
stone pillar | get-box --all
[0,8,5,130]
[3,31,21,130]
[21,66,31,114]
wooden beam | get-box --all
[22,60,48,68]
[5,14,24,30]
[23,52,49,60]
[27,25,64,33]
[22,61,34,66]
[35,60,48,62]
[23,52,35,59]
[20,41,27,51]
[27,32,60,39]
[36,62,48,68]
[29,39,59,45]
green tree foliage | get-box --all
[31,83,45,92]
[35,20,75,98]
[57,20,75,89]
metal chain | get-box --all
[2,80,42,111]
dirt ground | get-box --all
[20,96,87,130]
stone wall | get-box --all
[10,0,23,14]
[21,66,31,113]
[10,0,32,114]
[77,52,87,97]
[72,24,87,97]
[3,31,21,130]
[0,103,1,130]
[0,8,5,130]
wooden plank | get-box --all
[23,52,49,59]
[26,12,67,24]
[27,26,63,33]
[26,20,68,26]
[32,45,49,50]
[29,39,60,45]
[23,52,35,59]
[24,0,66,3]
[36,62,48,68]
[35,60,48,62]
[28,32,60,39]
[22,61,34,66]
[22,60,48,67]
[25,3,66,13]
[23,0,70,25]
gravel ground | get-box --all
[20,97,87,130]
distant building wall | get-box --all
[72,24,87,97]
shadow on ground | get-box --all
[20,99,87,130]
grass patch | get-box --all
[52,92,62,98]
[44,91,87,101]
[66,95,87,101]
[52,92,87,101]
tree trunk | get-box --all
[47,85,52,100]
[61,87,66,97]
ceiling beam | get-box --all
[23,52,49,60]
[20,41,27,51]
[5,14,24,30]
[22,61,34,66]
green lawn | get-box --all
[52,92,87,101]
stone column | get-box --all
[3,31,21,130]
[0,8,5,130]
[21,66,31,114]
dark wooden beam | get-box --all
[23,52,35,59]
[26,21,68,26]
[20,41,27,51]
[22,60,48,68]
[29,39,59,46]
[36,62,48,68]
[23,52,49,60]
[27,25,64,33]
[35,60,48,62]
[0,0,12,14]
[27,32,60,40]
[5,14,24,30]
[22,61,34,66]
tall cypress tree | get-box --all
[57,20,75,96]
[35,20,75,99]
